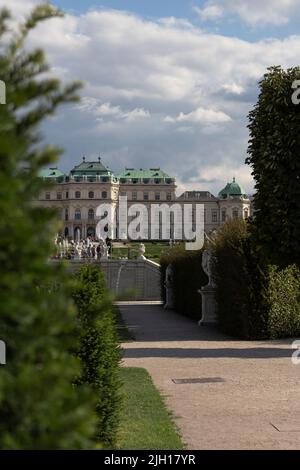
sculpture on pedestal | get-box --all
[199,248,217,326]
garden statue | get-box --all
[202,249,216,288]
[102,242,109,260]
[138,243,146,260]
[199,249,217,325]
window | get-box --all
[88,209,94,220]
[132,191,137,201]
[45,192,50,200]
[65,208,69,221]
[166,192,172,201]
[102,191,108,199]
[57,192,62,200]
[66,191,69,199]
[221,210,226,222]
[144,192,149,201]
[89,191,94,199]
[75,209,81,220]
[232,208,239,219]
[212,210,218,223]
[155,192,160,201]
[75,191,81,199]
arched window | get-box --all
[89,191,94,199]
[65,208,69,221]
[102,191,108,199]
[75,191,81,199]
[75,208,81,220]
[87,227,95,237]
[221,209,226,222]
[232,208,239,219]
[64,227,69,237]
[88,209,94,220]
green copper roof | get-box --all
[118,168,171,179]
[70,158,112,176]
[218,178,247,198]
[39,167,65,178]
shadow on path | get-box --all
[123,346,293,359]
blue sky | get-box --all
[3,0,300,194]
[53,0,300,41]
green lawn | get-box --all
[116,367,184,450]
[111,242,182,263]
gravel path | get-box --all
[120,303,300,450]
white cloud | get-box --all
[195,0,300,26]
[78,98,150,123]
[194,4,224,21]
[165,107,231,124]
[2,3,300,193]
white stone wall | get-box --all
[59,259,161,300]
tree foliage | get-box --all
[247,66,300,267]
[0,5,97,449]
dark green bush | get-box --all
[267,265,300,339]
[160,246,208,320]
[212,219,268,339]
[72,265,121,446]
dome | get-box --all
[218,177,247,199]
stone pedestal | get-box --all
[199,286,217,326]
[164,284,174,310]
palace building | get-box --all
[36,158,251,240]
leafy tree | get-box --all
[0,5,97,449]
[247,66,300,267]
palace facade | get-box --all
[36,158,251,240]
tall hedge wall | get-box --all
[212,219,268,339]
[160,246,208,320]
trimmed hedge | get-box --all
[267,265,300,339]
[160,246,208,320]
[72,265,121,446]
[212,219,268,339]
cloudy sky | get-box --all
[2,0,300,195]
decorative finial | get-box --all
[233,176,236,183]
[98,153,101,163]
[83,155,86,162]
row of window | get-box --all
[121,192,172,201]
[63,207,249,224]
[45,191,108,200]
[119,178,174,185]
[189,208,249,223]
[65,208,95,221]
[48,191,173,201]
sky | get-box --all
[2,0,300,195]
